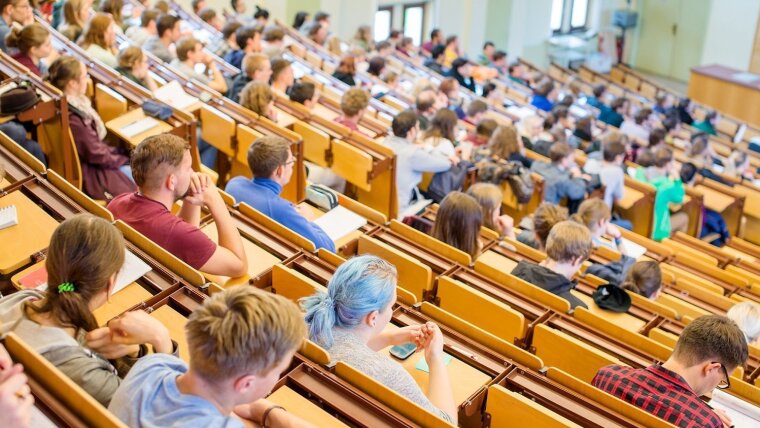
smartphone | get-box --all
[389,343,417,360]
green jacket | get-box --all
[640,172,685,241]
[692,120,717,136]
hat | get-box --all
[592,283,631,313]
[0,84,40,116]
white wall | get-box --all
[701,0,759,70]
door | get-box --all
[670,0,710,81]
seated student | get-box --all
[679,162,730,247]
[439,77,466,119]
[143,14,181,63]
[108,134,248,276]
[261,25,286,59]
[568,116,595,151]
[374,39,393,58]
[226,136,335,252]
[412,88,439,131]
[229,0,250,24]
[46,56,135,200]
[725,150,753,181]
[302,20,328,47]
[289,81,319,109]
[517,202,568,250]
[507,63,527,85]
[530,80,556,112]
[383,111,455,216]
[125,8,159,47]
[586,84,608,111]
[675,97,695,125]
[332,54,357,87]
[116,46,159,91]
[270,58,294,95]
[0,214,177,406]
[424,44,447,76]
[447,58,476,92]
[171,37,227,94]
[727,302,760,345]
[421,28,442,54]
[442,35,459,68]
[253,6,269,26]
[224,24,262,70]
[0,342,33,426]
[619,260,662,299]
[598,97,628,129]
[191,0,206,14]
[98,0,126,34]
[593,315,746,428]
[432,192,483,259]
[302,255,457,423]
[653,93,673,115]
[421,108,458,158]
[366,55,385,78]
[638,147,687,241]
[57,0,89,43]
[80,13,118,68]
[511,220,592,309]
[228,53,271,103]
[239,81,276,120]
[212,21,241,59]
[583,139,626,210]
[687,133,728,185]
[694,111,719,137]
[334,87,370,135]
[647,127,667,151]
[6,23,54,76]
[571,198,625,253]
[197,7,222,32]
[517,114,543,150]
[0,0,32,53]
[464,118,498,147]
[109,286,312,428]
[464,99,488,126]
[466,183,515,239]
[530,142,588,209]
[396,36,417,58]
[620,108,652,144]
[486,125,532,168]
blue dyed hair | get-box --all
[301,255,397,348]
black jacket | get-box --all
[511,260,587,310]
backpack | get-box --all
[424,160,474,203]
[476,158,534,204]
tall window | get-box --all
[374,7,393,41]
[551,0,588,34]
[403,4,425,46]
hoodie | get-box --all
[510,260,588,309]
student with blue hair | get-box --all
[301,255,457,423]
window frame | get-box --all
[568,0,589,32]
[402,2,426,46]
[374,6,394,42]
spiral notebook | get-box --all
[0,205,18,230]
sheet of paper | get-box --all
[621,238,647,259]
[29,406,58,428]
[113,249,152,295]
[120,117,159,137]
[153,81,198,111]
[312,205,367,242]
[414,353,453,373]
[398,198,433,220]
[709,389,760,427]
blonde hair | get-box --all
[466,183,502,231]
[532,202,568,250]
[186,286,305,381]
[242,53,269,78]
[117,46,144,68]
[239,81,273,117]
[545,220,592,263]
[488,125,520,159]
[62,0,87,29]
[727,302,760,344]
[571,198,610,233]
[130,133,190,191]
[340,87,370,117]
[5,23,49,54]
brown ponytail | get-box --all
[5,23,50,54]
[621,261,662,299]
[572,198,610,230]
[26,214,124,334]
[45,55,83,91]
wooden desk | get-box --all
[267,385,349,428]
[0,177,10,188]
[382,325,491,405]
[0,191,59,274]
[105,108,173,147]
[275,107,298,128]
[615,187,644,210]
[200,222,280,286]
[151,305,189,362]
[570,291,646,332]
[689,64,760,128]
[477,250,518,273]
[696,184,735,213]
[10,260,45,290]
[93,283,152,326]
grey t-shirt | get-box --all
[109,354,244,428]
[143,36,175,63]
[170,59,209,84]
[584,153,625,208]
[321,328,453,422]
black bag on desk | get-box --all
[424,160,473,203]
[142,100,173,120]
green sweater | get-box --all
[637,169,685,241]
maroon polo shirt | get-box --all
[108,193,216,270]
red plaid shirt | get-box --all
[592,364,722,428]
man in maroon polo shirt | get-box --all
[593,315,747,428]
[108,134,247,277]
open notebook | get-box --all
[153,81,199,111]
[710,389,760,427]
[18,250,151,293]
[312,206,367,242]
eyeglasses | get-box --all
[713,362,731,390]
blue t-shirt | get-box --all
[108,354,244,428]
[225,177,336,252]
